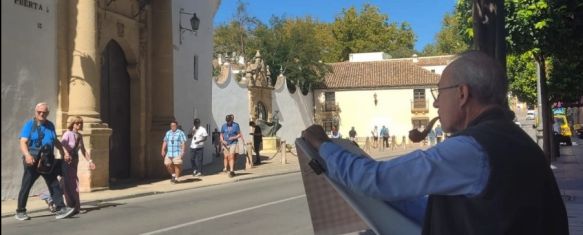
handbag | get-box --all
[35,145,56,174]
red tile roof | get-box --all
[317,60,441,89]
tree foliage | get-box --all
[506,52,537,105]
[421,12,469,55]
[505,0,583,103]
[452,0,582,103]
[331,4,416,60]
[247,16,331,94]
[214,2,419,91]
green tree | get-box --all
[332,4,416,60]
[506,52,537,105]
[422,12,469,55]
[248,17,331,94]
[213,0,260,57]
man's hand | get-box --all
[24,154,35,166]
[302,125,330,150]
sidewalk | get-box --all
[1,150,301,218]
[553,140,583,233]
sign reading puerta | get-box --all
[14,0,50,13]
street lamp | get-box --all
[179,8,200,44]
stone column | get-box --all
[147,0,175,178]
[66,0,111,191]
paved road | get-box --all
[1,173,313,235]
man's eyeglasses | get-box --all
[36,111,48,115]
[430,84,460,100]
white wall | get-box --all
[1,0,58,200]
[420,65,446,75]
[272,80,314,144]
[172,0,219,168]
[211,71,252,147]
[211,72,314,149]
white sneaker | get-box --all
[14,211,30,221]
[55,207,75,219]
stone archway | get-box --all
[101,40,131,182]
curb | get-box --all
[1,169,300,218]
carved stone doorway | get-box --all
[101,40,131,182]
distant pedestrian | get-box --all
[188,118,207,177]
[348,127,359,147]
[428,128,437,146]
[380,125,390,148]
[161,120,187,183]
[15,102,75,220]
[249,121,263,165]
[435,124,444,143]
[221,114,241,178]
[212,128,221,157]
[329,126,342,139]
[371,126,379,148]
[61,116,95,214]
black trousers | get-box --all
[17,158,65,213]
[254,142,261,163]
[190,148,204,174]
[382,137,390,148]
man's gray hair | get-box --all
[35,102,49,111]
[449,51,508,106]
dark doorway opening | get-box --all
[101,40,131,182]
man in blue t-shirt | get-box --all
[220,114,241,178]
[16,102,75,221]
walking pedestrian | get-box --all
[249,121,263,165]
[380,125,390,149]
[371,126,379,148]
[61,116,95,214]
[15,102,76,220]
[221,114,240,177]
[211,128,221,157]
[161,120,187,183]
[188,118,207,176]
[348,127,358,147]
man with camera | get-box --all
[16,102,76,220]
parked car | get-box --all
[526,110,536,120]
[554,115,572,145]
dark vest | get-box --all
[422,108,568,235]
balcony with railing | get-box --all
[411,99,429,113]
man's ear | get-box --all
[459,84,470,107]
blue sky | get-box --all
[213,0,458,52]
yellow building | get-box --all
[313,53,453,145]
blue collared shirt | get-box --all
[163,129,187,157]
[319,135,490,223]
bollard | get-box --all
[281,140,287,164]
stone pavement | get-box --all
[553,140,583,233]
[3,139,582,234]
